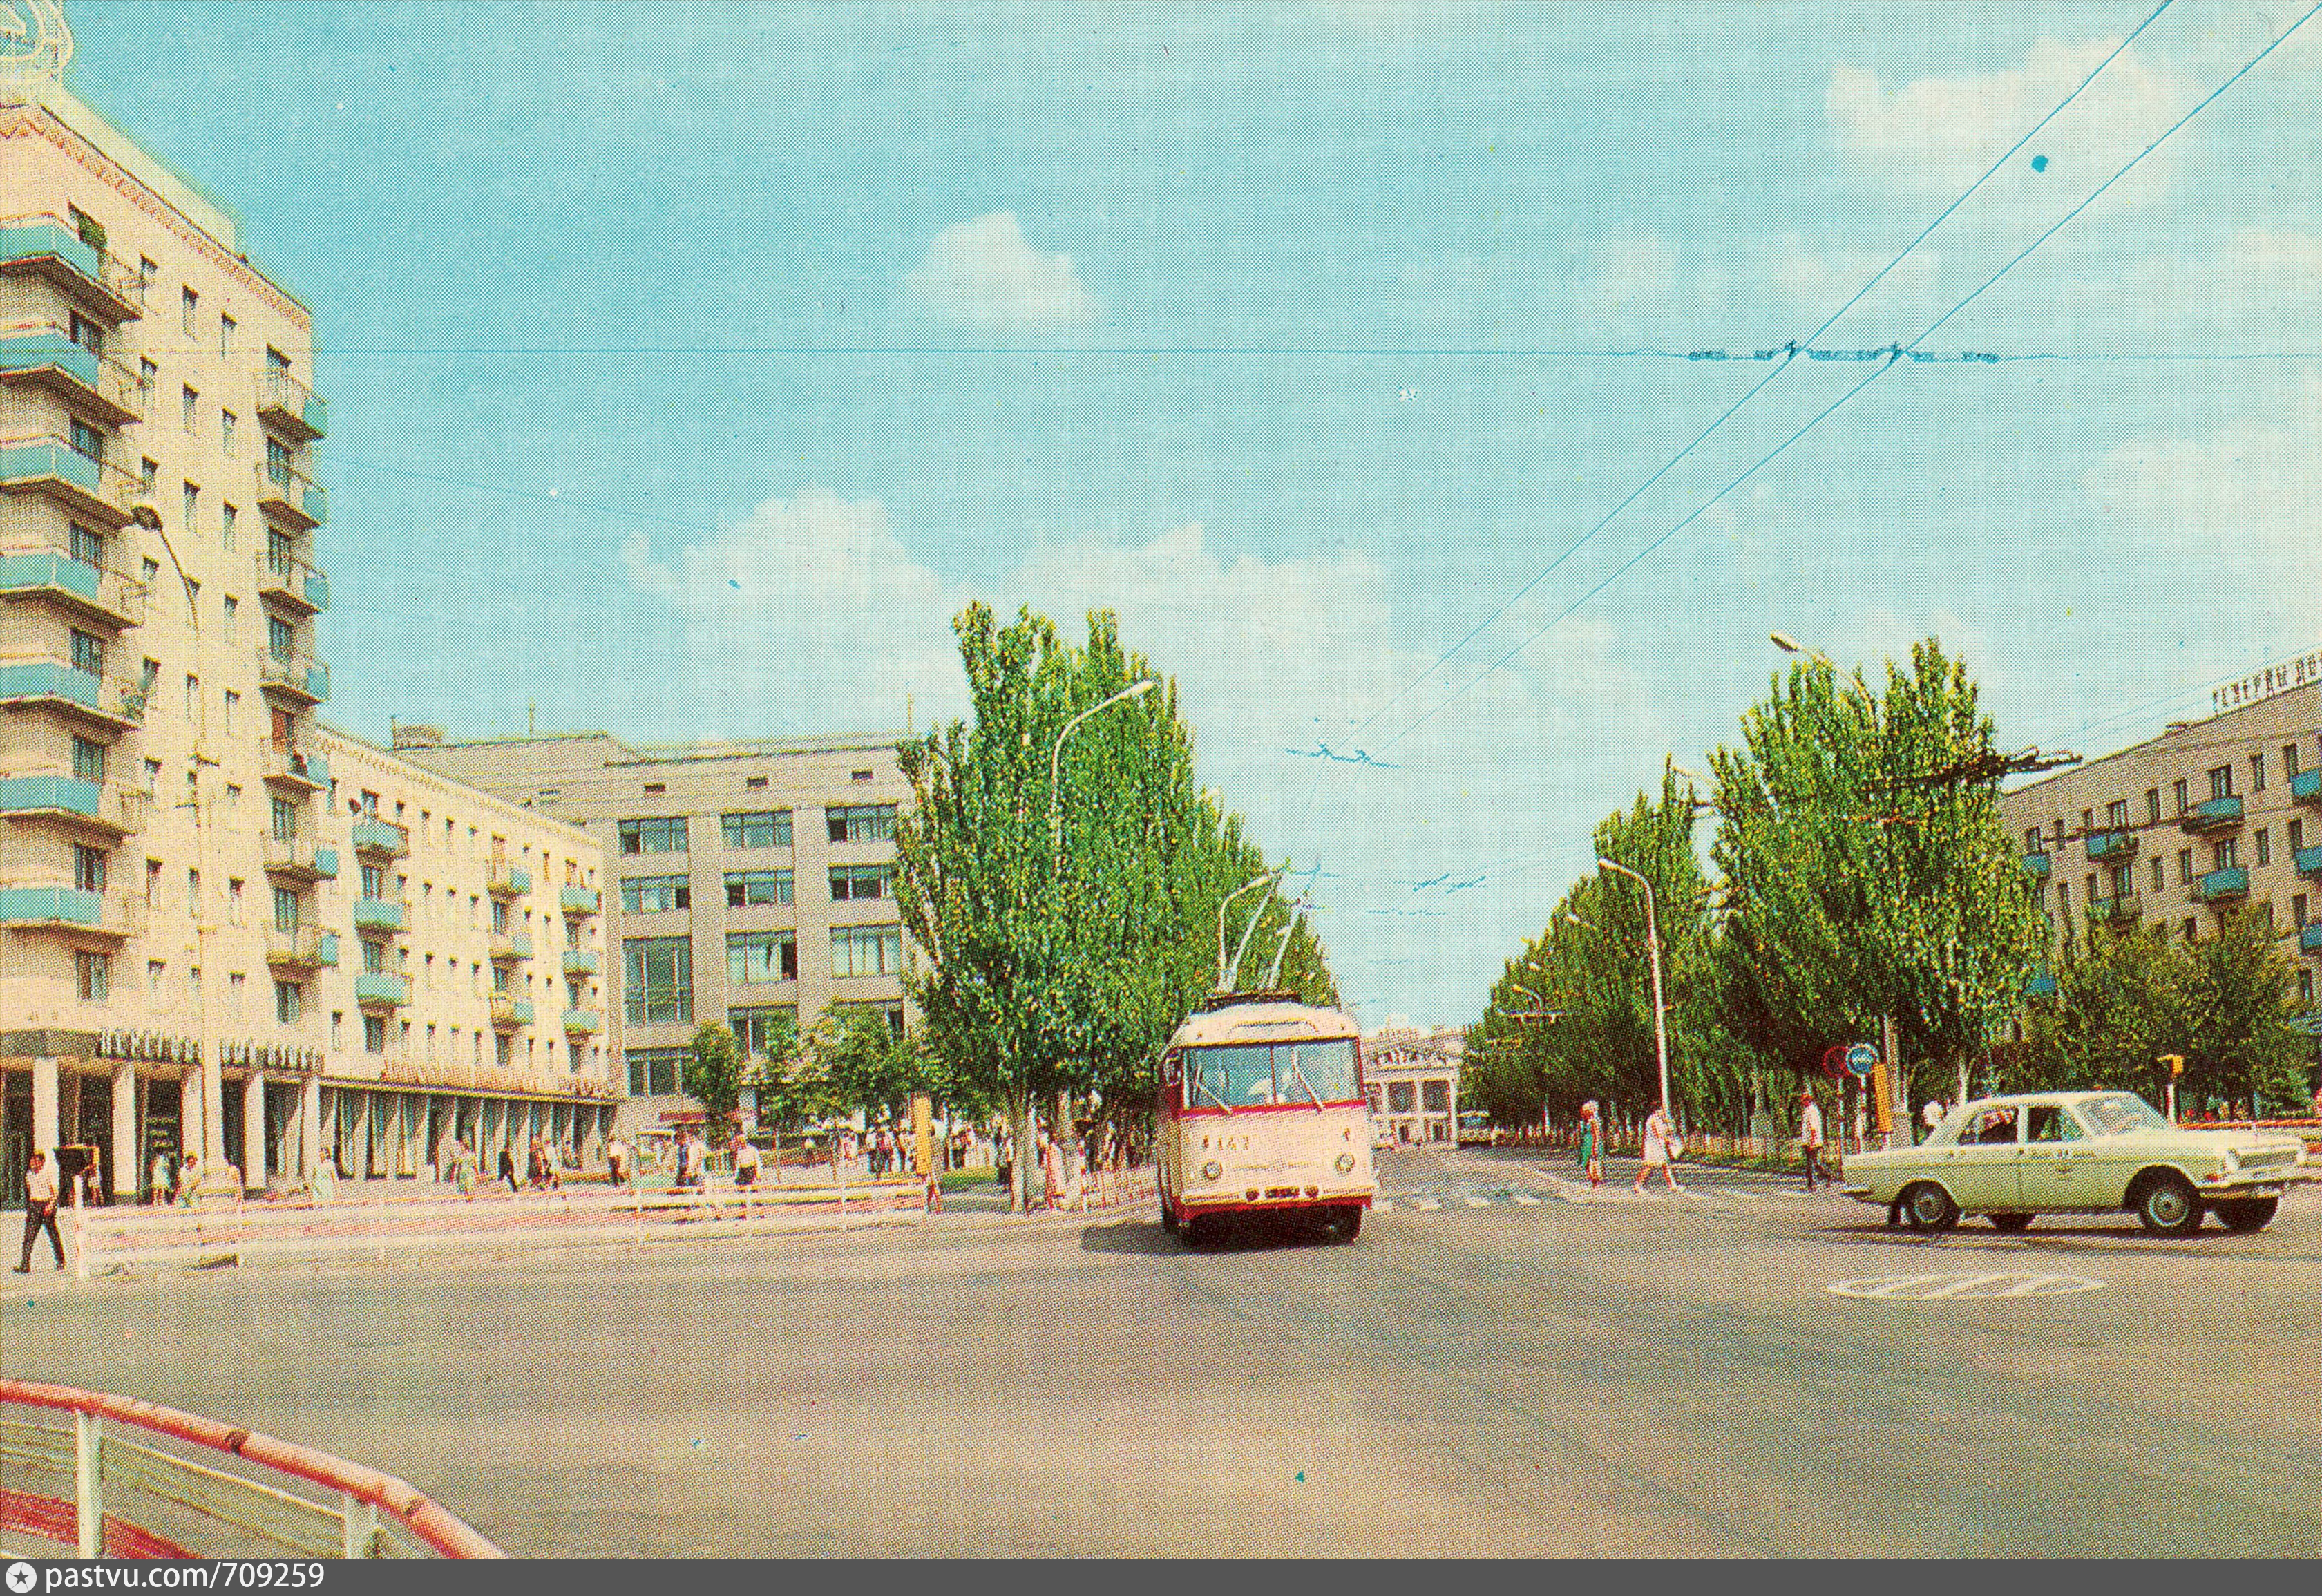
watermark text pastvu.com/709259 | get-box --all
[7,1564,325,1592]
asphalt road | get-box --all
[12,1146,2322,1557]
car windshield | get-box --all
[2076,1093,2170,1136]
[1186,1039,1358,1107]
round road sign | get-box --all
[1844,1043,1880,1078]
[1827,1271,2104,1300]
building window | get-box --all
[1387,1081,1415,1114]
[2209,766,2234,801]
[2294,894,2309,929]
[2177,849,2193,886]
[726,930,797,986]
[2286,745,2303,781]
[643,783,665,796]
[620,874,690,914]
[2023,826,2041,855]
[2150,858,2164,893]
[67,418,103,461]
[219,312,235,357]
[2255,829,2271,868]
[2105,799,2127,828]
[2300,969,2315,1005]
[725,870,791,907]
[2292,819,2307,854]
[826,804,897,844]
[73,737,104,783]
[2144,788,2160,825]
[2173,779,2188,815]
[76,952,109,1003]
[182,386,198,433]
[730,1005,798,1058]
[625,1047,686,1097]
[220,410,236,455]
[70,628,102,676]
[721,810,791,849]
[618,817,687,855]
[269,615,294,659]
[830,924,903,979]
[364,1014,386,1054]
[2214,839,2237,871]
[830,864,893,902]
[271,795,297,841]
[622,937,694,1025]
[2182,916,2198,942]
[276,980,301,1024]
[181,286,198,335]
[361,939,386,975]
[2250,754,2267,794]
[745,776,768,790]
[222,687,239,735]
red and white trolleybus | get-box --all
[1156,989,1376,1243]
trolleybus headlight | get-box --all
[1335,1152,1356,1173]
[1201,1160,1222,1182]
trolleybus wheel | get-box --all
[1328,1205,1362,1243]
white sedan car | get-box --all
[1842,1090,2311,1236]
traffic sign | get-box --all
[1818,1044,1850,1081]
[1844,1043,1879,1079]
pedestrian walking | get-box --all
[607,1133,630,1188]
[453,1137,475,1197]
[734,1136,761,1188]
[1800,1090,1829,1190]
[498,1145,519,1193]
[149,1148,172,1206]
[1634,1103,1682,1193]
[15,1150,66,1272]
[1576,1101,1604,1188]
[175,1152,201,1208]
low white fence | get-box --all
[68,1179,929,1277]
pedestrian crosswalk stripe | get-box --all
[1512,1193,1541,1205]
[1411,1198,1441,1210]
[1465,1196,1492,1207]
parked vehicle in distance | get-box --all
[1458,1110,1494,1146]
[1842,1090,2311,1236]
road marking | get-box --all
[1465,1196,1492,1208]
[1411,1199,1441,1210]
[1827,1271,2104,1301]
[1512,1193,1542,1206]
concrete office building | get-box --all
[0,22,613,1201]
[395,729,912,1136]
[1999,661,2322,1016]
[1364,1022,1463,1146]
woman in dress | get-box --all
[1634,1102,1683,1194]
[1576,1101,1603,1189]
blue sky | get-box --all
[60,1,2322,1028]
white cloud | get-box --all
[904,211,1098,336]
[1577,224,1679,332]
[1827,37,2191,207]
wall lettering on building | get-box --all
[2214,645,2322,714]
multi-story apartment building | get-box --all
[397,729,911,1136]
[0,32,615,1200]
[1999,671,2322,1018]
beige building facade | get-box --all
[1999,675,2322,1018]
[397,730,911,1136]
[1363,1023,1463,1145]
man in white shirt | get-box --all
[1921,1098,1948,1142]
[15,1150,66,1272]
[1799,1090,1828,1191]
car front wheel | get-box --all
[1903,1182,1959,1233]
[2213,1197,2278,1233]
[2135,1173,2203,1237]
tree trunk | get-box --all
[1009,1087,1033,1213]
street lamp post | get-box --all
[1596,858,1671,1118]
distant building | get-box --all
[1998,670,2322,1018]
[1363,1022,1462,1145]
[397,729,911,1135]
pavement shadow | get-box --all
[1078,1219,1183,1255]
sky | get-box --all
[55,0,2322,1029]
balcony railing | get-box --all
[260,740,330,792]
[562,947,600,977]
[0,549,147,629]
[2302,922,2322,955]
[560,885,600,916]
[2180,796,2245,833]
[0,884,142,938]
[355,972,412,1008]
[0,330,144,425]
[0,437,143,528]
[354,893,408,933]
[262,835,339,882]
[256,457,326,529]
[0,659,146,730]
[487,863,531,897]
[265,926,340,969]
[352,817,409,857]
[2297,844,2322,879]
[0,774,147,837]
[2085,830,2137,861]
[0,216,144,321]
[2292,770,2322,808]
[2193,866,2249,904]
[562,1007,603,1035]
[2021,851,2051,877]
[258,650,330,705]
[257,368,328,441]
[2085,895,2140,926]
[256,548,329,614]
[490,995,535,1029]
[488,930,533,962]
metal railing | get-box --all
[0,434,150,523]
[0,326,146,417]
[256,456,327,526]
[0,1379,503,1558]
[0,547,149,625]
[256,547,329,611]
[0,215,146,314]
[258,368,328,439]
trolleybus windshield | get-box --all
[1186,1039,1358,1108]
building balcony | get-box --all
[255,457,326,530]
[351,816,410,858]
[353,893,408,933]
[257,369,327,442]
[255,549,329,616]
[2021,851,2050,877]
[264,925,339,970]
[0,330,144,426]
[489,930,533,963]
[0,659,146,732]
[490,994,535,1031]
[260,741,330,793]
[2085,895,2140,926]
[560,885,600,916]
[354,972,412,1009]
[0,437,142,529]
[0,549,148,631]
[2292,770,2322,808]
[0,884,141,942]
[2085,830,2137,861]
[2297,844,2322,880]
[562,1007,603,1036]
[262,835,338,882]
[258,649,330,707]
[2024,972,2058,996]
[0,774,147,839]
[2193,866,2249,904]
[2180,796,2245,833]
[487,863,531,898]
[2301,922,2322,956]
[0,216,144,323]
[562,947,600,977]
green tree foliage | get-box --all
[895,602,1333,1208]
[2019,911,2310,1112]
[1707,640,2046,1109]
[817,1009,935,1122]
[686,1023,750,1140]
